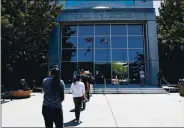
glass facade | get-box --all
[61,24,145,86]
[65,0,135,7]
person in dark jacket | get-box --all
[157,70,163,87]
[42,65,65,128]
[79,69,90,110]
[87,73,95,97]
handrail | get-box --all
[162,78,171,85]
[161,77,177,93]
[104,77,106,95]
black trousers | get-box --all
[86,91,90,100]
[42,105,63,128]
[73,97,82,120]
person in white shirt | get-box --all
[70,74,86,123]
[139,70,145,85]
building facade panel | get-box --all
[48,0,159,87]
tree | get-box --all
[112,62,128,77]
[1,0,63,88]
[157,0,184,83]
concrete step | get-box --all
[162,86,179,93]
[65,88,168,94]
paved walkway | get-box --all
[2,93,184,127]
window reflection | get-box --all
[62,37,77,49]
[62,25,77,36]
[128,36,144,48]
[95,62,111,84]
[128,25,143,35]
[95,37,110,48]
[62,49,77,61]
[129,49,144,62]
[95,25,110,35]
[111,36,127,48]
[78,62,94,76]
[78,37,94,48]
[112,62,128,85]
[78,49,93,62]
[61,24,146,86]
[78,25,94,36]
[61,62,77,84]
[111,25,127,35]
[129,61,145,84]
[95,49,111,62]
[112,49,127,61]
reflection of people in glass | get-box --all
[139,69,145,85]
[157,70,163,87]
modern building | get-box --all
[48,0,159,88]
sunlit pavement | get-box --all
[2,93,184,127]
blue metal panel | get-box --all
[147,21,159,85]
[48,25,61,69]
[57,0,153,9]
[55,8,156,22]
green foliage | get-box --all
[157,0,184,51]
[1,0,63,87]
[1,0,63,70]
[157,0,184,83]
[112,62,128,76]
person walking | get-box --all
[87,73,95,97]
[42,65,65,128]
[70,74,86,123]
[79,69,90,110]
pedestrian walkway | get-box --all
[2,93,184,127]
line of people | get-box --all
[42,65,94,128]
[70,69,94,123]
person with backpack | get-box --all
[87,73,95,98]
[42,65,65,128]
[70,74,86,123]
[79,69,90,110]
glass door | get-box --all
[95,62,111,88]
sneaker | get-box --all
[81,108,85,111]
[76,120,81,123]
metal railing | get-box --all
[162,78,179,93]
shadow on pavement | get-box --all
[64,119,82,127]
[1,100,10,104]
[1,94,38,102]
[70,108,85,112]
[70,109,75,112]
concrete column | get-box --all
[48,24,61,69]
[147,20,159,85]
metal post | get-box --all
[104,77,106,95]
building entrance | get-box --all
[61,24,145,87]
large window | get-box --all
[78,25,94,36]
[111,36,127,48]
[61,24,145,85]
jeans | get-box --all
[73,97,82,120]
[42,105,63,128]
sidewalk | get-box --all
[2,93,184,127]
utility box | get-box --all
[178,79,184,97]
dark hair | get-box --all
[73,74,80,84]
[50,67,60,91]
